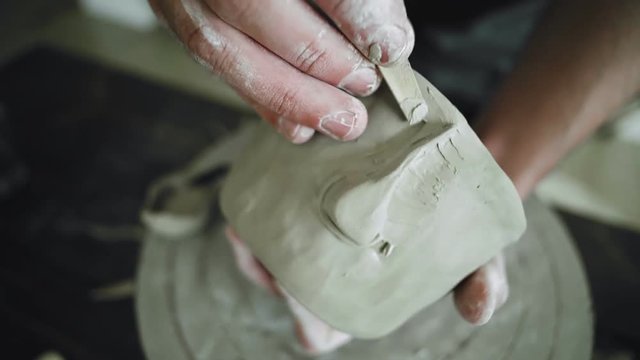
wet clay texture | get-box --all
[220,73,526,338]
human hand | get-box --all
[456,0,640,324]
[149,0,414,144]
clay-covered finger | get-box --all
[315,0,415,65]
[158,0,368,141]
[205,0,381,96]
[453,255,509,325]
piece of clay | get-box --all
[141,125,256,237]
[226,225,353,354]
[220,73,526,338]
[141,178,213,237]
[136,200,592,360]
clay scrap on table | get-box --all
[220,72,526,339]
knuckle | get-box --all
[186,26,234,75]
[294,41,330,75]
[267,88,300,116]
[208,43,235,74]
[186,25,206,54]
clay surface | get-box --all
[220,73,526,338]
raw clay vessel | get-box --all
[220,73,526,339]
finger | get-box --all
[315,0,415,65]
[158,0,368,141]
[453,255,509,325]
[225,226,281,295]
[205,0,381,96]
[252,104,316,144]
[277,118,316,144]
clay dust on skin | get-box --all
[181,0,379,141]
[294,28,328,73]
[463,257,509,325]
[327,0,412,64]
[181,0,225,49]
[332,29,381,96]
[291,18,379,97]
[318,97,367,140]
[180,0,336,140]
[180,0,258,99]
[338,55,380,96]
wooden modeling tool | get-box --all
[379,59,429,125]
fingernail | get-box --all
[368,25,409,65]
[338,64,380,96]
[319,111,358,140]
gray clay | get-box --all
[220,73,526,338]
[136,200,591,360]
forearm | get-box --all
[477,0,640,198]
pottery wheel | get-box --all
[136,136,592,360]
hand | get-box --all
[455,0,640,326]
[149,0,414,144]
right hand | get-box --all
[149,0,414,144]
